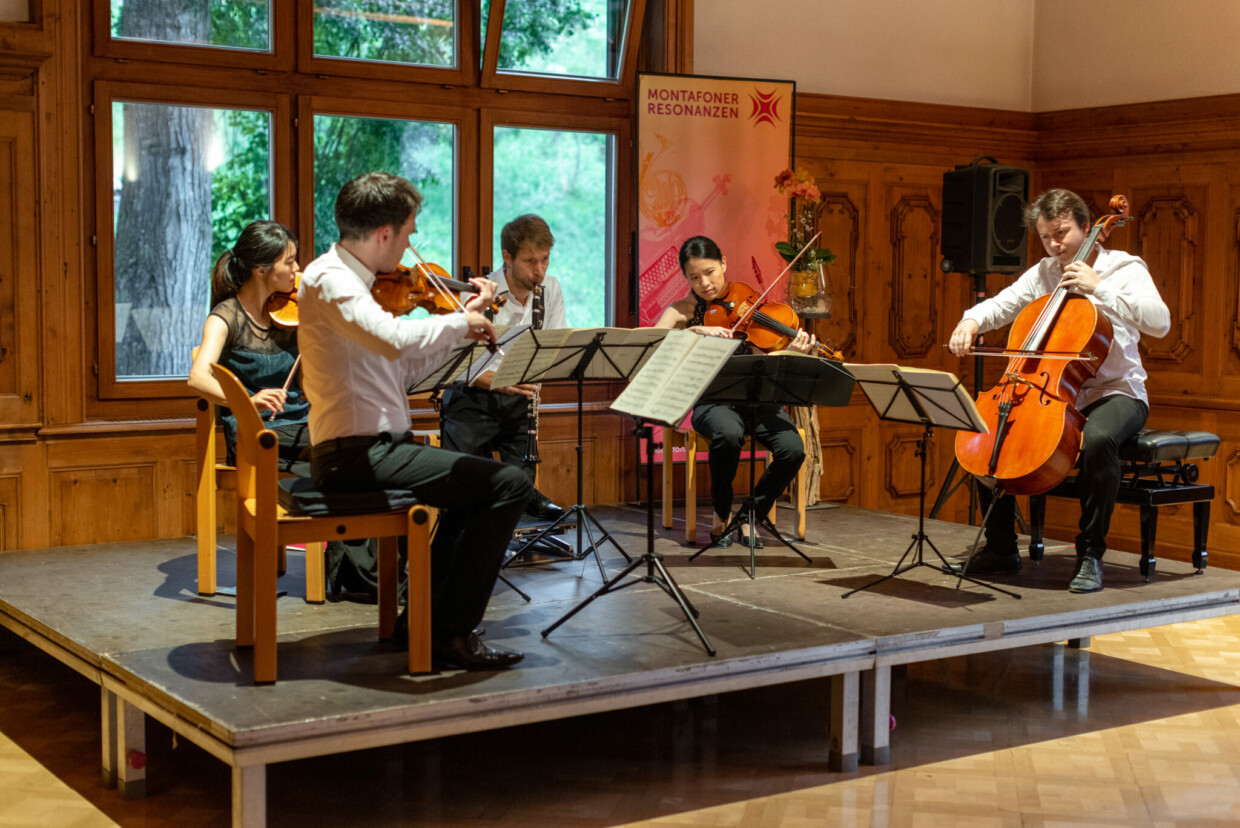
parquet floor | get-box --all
[4,613,1240,827]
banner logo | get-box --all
[749,88,782,127]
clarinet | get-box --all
[523,283,544,465]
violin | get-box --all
[954,195,1133,496]
[267,271,301,328]
[702,281,844,361]
[371,262,507,317]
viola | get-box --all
[954,195,1133,496]
[702,281,844,361]
[371,262,506,317]
[267,271,301,328]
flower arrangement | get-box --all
[774,167,835,269]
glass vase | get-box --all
[787,263,833,319]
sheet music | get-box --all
[845,363,988,433]
[610,330,740,426]
[490,327,670,387]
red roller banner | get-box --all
[636,73,795,327]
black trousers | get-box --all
[311,433,532,639]
[440,385,538,485]
[690,403,806,523]
[982,393,1148,559]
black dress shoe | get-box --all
[737,528,765,548]
[944,545,1021,575]
[434,632,524,670]
[708,531,733,548]
[525,497,565,521]
[1068,556,1103,593]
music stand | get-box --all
[689,353,855,578]
[490,327,668,579]
[839,364,1019,599]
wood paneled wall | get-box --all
[3,3,1239,569]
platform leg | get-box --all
[1027,495,1046,562]
[101,688,117,789]
[1193,501,1210,572]
[1139,505,1157,580]
[117,699,147,800]
[860,665,891,765]
[828,671,859,772]
[232,764,266,828]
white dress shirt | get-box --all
[962,244,1170,409]
[490,266,568,331]
[298,243,470,443]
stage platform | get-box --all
[1,502,1238,827]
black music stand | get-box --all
[542,415,717,655]
[688,353,855,578]
[840,364,1019,599]
[491,327,667,579]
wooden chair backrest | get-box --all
[212,363,272,506]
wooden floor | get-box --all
[4,545,1240,825]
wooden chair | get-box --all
[192,347,326,602]
[214,363,433,683]
[661,424,808,545]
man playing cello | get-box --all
[947,189,1170,593]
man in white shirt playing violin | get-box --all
[299,171,531,669]
[946,188,1170,593]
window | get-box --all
[107,97,273,381]
[313,0,457,68]
[89,3,644,413]
[492,125,614,327]
[109,0,272,52]
[312,114,456,274]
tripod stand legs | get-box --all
[689,496,811,579]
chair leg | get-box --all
[407,505,433,675]
[235,530,255,648]
[253,526,279,684]
[277,544,287,575]
[377,537,399,640]
[684,435,700,544]
[796,454,807,541]
[1139,505,1157,581]
[1193,501,1210,572]
[662,427,675,530]
[304,542,326,604]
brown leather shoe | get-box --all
[434,632,524,670]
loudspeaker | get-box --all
[940,162,1029,274]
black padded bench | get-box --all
[1028,429,1219,580]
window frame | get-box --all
[297,0,478,87]
[481,107,632,326]
[480,0,648,99]
[92,0,296,73]
[92,81,293,402]
[299,95,480,279]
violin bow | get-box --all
[406,244,503,357]
[281,354,301,392]
[728,231,822,335]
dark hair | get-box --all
[500,214,555,257]
[334,171,424,241]
[1025,188,1090,230]
[678,235,724,272]
[209,220,297,307]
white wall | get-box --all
[694,0,1240,112]
[1031,0,1240,110]
[693,0,1036,111]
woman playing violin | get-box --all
[188,219,378,601]
[946,189,1170,593]
[189,220,307,466]
[654,235,818,548]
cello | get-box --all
[954,195,1133,496]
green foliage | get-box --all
[210,110,272,263]
[775,241,835,270]
[493,127,610,328]
[314,0,455,65]
[112,0,270,50]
